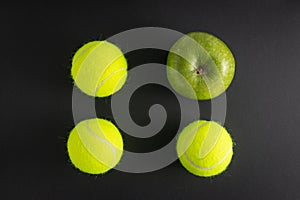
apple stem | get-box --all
[196,68,205,75]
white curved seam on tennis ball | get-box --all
[84,121,117,166]
[184,148,232,171]
[94,67,127,96]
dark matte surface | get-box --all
[1,0,300,199]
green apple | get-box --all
[167,32,235,100]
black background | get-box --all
[2,0,300,199]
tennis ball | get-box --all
[67,118,123,174]
[71,40,127,97]
[177,120,233,177]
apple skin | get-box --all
[167,32,235,100]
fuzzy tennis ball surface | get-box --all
[71,41,127,97]
[67,118,123,174]
[177,120,233,177]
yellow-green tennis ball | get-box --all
[67,118,123,174]
[71,41,127,97]
[177,120,233,177]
